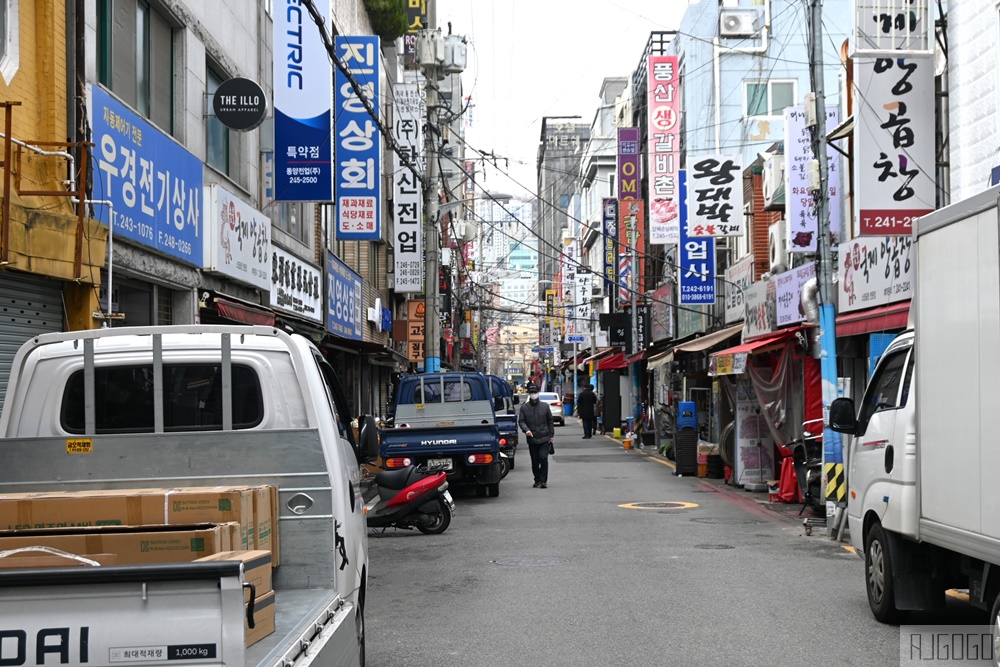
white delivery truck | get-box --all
[0,325,378,666]
[830,185,1000,626]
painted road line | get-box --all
[637,449,676,470]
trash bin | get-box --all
[674,401,698,476]
[563,400,574,416]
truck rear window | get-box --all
[61,364,264,433]
[412,379,474,403]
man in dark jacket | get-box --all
[517,383,554,488]
[577,383,598,438]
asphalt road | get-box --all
[366,417,986,667]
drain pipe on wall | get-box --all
[713,0,771,152]
[72,196,115,325]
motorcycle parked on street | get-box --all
[365,464,456,534]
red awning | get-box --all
[216,297,275,326]
[597,352,628,371]
[625,350,648,364]
[581,347,619,365]
[711,326,807,358]
[835,301,910,337]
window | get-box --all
[412,379,474,403]
[858,349,911,430]
[0,0,19,84]
[274,202,308,243]
[744,80,796,118]
[206,64,230,174]
[61,364,263,434]
[98,0,173,132]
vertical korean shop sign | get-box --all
[785,106,841,253]
[335,35,382,240]
[855,56,934,235]
[91,86,203,265]
[686,155,743,237]
[602,198,618,303]
[204,184,271,291]
[326,251,363,340]
[393,82,423,292]
[617,128,640,201]
[271,245,323,324]
[678,170,716,305]
[273,0,332,201]
[647,55,680,245]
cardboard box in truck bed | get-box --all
[0,485,276,552]
[0,523,234,564]
[245,590,276,648]
[0,552,118,569]
[197,550,273,597]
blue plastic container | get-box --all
[676,401,697,430]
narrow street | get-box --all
[366,417,983,667]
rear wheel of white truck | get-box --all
[990,590,1000,667]
[357,580,366,667]
[866,521,902,623]
[499,455,510,479]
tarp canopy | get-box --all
[597,352,628,371]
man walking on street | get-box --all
[577,383,598,439]
[518,383,554,488]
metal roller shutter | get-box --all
[0,272,64,411]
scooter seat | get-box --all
[374,467,415,490]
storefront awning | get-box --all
[597,352,629,371]
[215,296,275,327]
[581,347,619,366]
[647,349,674,370]
[674,323,745,354]
[710,326,808,376]
[625,350,648,365]
[835,301,910,337]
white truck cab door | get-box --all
[849,347,915,524]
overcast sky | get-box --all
[434,0,691,200]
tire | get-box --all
[487,482,500,498]
[719,422,736,468]
[509,453,516,470]
[865,521,902,623]
[990,590,1000,667]
[356,582,366,667]
[499,455,510,479]
[416,497,452,534]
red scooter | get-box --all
[365,465,455,534]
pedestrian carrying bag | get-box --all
[548,441,555,455]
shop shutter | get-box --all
[0,273,64,412]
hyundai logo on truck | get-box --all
[420,439,458,446]
[0,627,89,664]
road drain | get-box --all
[490,557,569,567]
[694,544,735,550]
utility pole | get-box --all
[807,0,842,538]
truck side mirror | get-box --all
[357,414,380,464]
[494,396,505,412]
[829,398,858,435]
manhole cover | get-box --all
[695,544,735,550]
[690,517,765,525]
[490,557,568,567]
[619,501,699,510]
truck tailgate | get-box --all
[380,425,499,456]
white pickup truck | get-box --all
[0,325,378,666]
[830,184,1000,627]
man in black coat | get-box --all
[517,383,554,488]
[577,383,598,439]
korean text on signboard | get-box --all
[617,128,640,201]
[855,55,935,235]
[686,155,743,237]
[393,82,423,292]
[650,283,673,343]
[91,86,203,265]
[406,299,425,363]
[647,55,680,245]
[743,279,777,340]
[853,0,932,55]
[273,0,332,201]
[204,184,271,291]
[326,251,363,340]
[271,245,322,323]
[618,199,646,301]
[775,263,815,327]
[838,236,914,313]
[403,0,427,69]
[678,170,716,305]
[335,35,382,241]
[602,198,619,303]
[725,253,754,324]
[785,106,842,252]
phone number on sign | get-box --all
[859,210,932,236]
[288,176,319,185]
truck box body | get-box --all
[0,326,369,666]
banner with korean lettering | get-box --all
[742,279,777,340]
[725,253,754,324]
[838,236,914,313]
[393,82,423,292]
[617,128,640,201]
[775,263,815,327]
[273,0,332,201]
[91,86,203,265]
[326,250,363,340]
[686,155,743,237]
[271,245,323,323]
[602,198,618,303]
[204,184,271,290]
[785,106,842,252]
[335,35,381,240]
[618,199,645,303]
[678,169,715,305]
[406,299,425,363]
[855,56,935,235]
[563,239,577,334]
[647,55,680,245]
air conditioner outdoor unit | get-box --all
[768,221,788,275]
[720,9,758,38]
[762,154,784,210]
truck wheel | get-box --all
[499,455,510,479]
[416,498,451,534]
[487,482,500,498]
[866,521,902,623]
[990,591,1000,667]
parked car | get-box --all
[538,391,565,426]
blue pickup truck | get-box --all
[381,372,503,497]
[487,374,519,474]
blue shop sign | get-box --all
[326,251,363,340]
[678,170,716,305]
[381,305,392,334]
[91,86,204,265]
